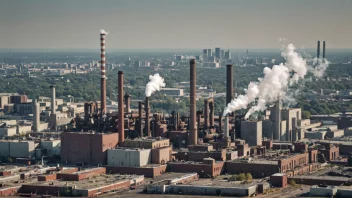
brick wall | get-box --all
[106,165,167,178]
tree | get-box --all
[302,111,311,119]
[236,173,246,181]
[246,173,253,181]
[289,179,296,186]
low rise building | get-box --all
[107,148,151,167]
[0,140,36,158]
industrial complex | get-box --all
[0,29,352,198]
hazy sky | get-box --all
[1,0,352,49]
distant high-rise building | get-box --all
[195,55,201,62]
[207,49,212,57]
[224,49,231,60]
[175,55,183,61]
[220,49,224,59]
[215,48,221,59]
[317,41,320,58]
[203,49,208,57]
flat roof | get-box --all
[125,137,169,142]
[188,178,258,188]
[26,174,143,190]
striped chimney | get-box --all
[100,29,107,115]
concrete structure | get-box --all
[41,139,61,156]
[310,185,337,197]
[107,164,167,178]
[269,100,282,140]
[123,137,169,149]
[61,132,118,165]
[189,59,197,145]
[0,95,9,109]
[100,30,107,114]
[17,125,32,135]
[118,71,124,144]
[0,126,17,137]
[271,173,288,188]
[215,47,220,59]
[50,85,56,115]
[32,99,40,132]
[145,97,150,137]
[241,120,262,146]
[159,88,184,96]
[281,108,301,141]
[226,64,233,105]
[0,140,36,158]
[49,85,56,128]
[147,182,257,197]
[225,152,312,178]
[167,158,224,178]
[107,148,151,167]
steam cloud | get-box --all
[145,73,166,97]
[223,43,329,118]
[100,29,108,35]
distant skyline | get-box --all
[1,0,352,49]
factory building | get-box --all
[159,88,184,96]
[241,120,262,146]
[107,148,151,167]
[0,140,36,158]
[40,139,61,156]
[60,132,118,165]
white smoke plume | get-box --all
[309,58,330,78]
[145,73,166,97]
[100,29,108,35]
[223,43,329,118]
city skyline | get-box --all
[1,0,352,49]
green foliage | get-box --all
[7,157,13,163]
[236,173,246,181]
[0,63,351,116]
[302,111,311,119]
[289,179,296,186]
[245,173,253,181]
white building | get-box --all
[0,140,37,158]
[107,148,151,167]
[159,88,184,97]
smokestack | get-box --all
[323,41,326,59]
[273,100,281,140]
[118,71,124,143]
[210,101,214,127]
[145,97,151,137]
[49,85,56,129]
[189,59,197,145]
[176,112,180,130]
[32,99,40,132]
[317,41,320,58]
[138,102,143,137]
[226,64,233,105]
[224,116,229,138]
[100,31,107,115]
[204,99,209,130]
[124,93,130,113]
[50,85,56,115]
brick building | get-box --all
[225,152,311,178]
[60,132,118,165]
[167,158,224,178]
